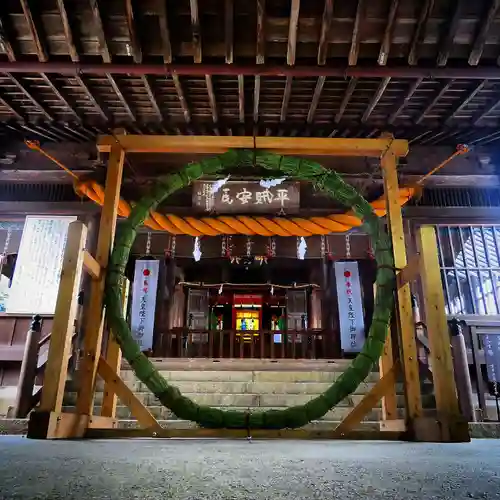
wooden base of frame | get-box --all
[411,416,471,443]
[27,411,117,439]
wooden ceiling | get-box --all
[1,0,500,147]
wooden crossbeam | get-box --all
[280,76,293,122]
[98,357,163,435]
[74,75,109,122]
[20,0,48,62]
[317,0,333,65]
[469,0,500,66]
[362,77,390,122]
[436,0,464,67]
[408,0,434,66]
[56,0,79,62]
[141,76,163,122]
[83,250,101,280]
[7,73,53,121]
[125,0,142,63]
[378,0,399,66]
[287,0,300,66]
[40,73,81,122]
[190,0,202,64]
[225,0,234,64]
[445,80,486,125]
[349,0,364,66]
[97,135,409,157]
[388,78,422,124]
[333,363,400,436]
[307,76,325,124]
[335,78,357,123]
[415,80,454,125]
[158,0,172,64]
[106,74,136,122]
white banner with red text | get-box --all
[334,261,366,353]
[130,259,159,351]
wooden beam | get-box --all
[0,95,26,121]
[6,72,53,121]
[75,144,125,417]
[106,74,136,122]
[38,221,87,414]
[40,73,81,122]
[335,77,357,123]
[205,75,218,123]
[307,76,325,124]
[83,249,101,280]
[190,0,202,64]
[238,74,245,123]
[374,284,399,424]
[361,77,390,123]
[74,75,108,122]
[317,0,334,65]
[98,357,163,434]
[225,0,234,64]
[397,252,421,288]
[436,0,464,67]
[158,0,172,64]
[348,0,364,66]
[172,75,191,124]
[280,76,293,122]
[97,135,409,157]
[125,0,142,63]
[0,8,16,62]
[415,80,454,125]
[100,280,129,419]
[287,0,300,66]
[334,363,400,436]
[141,75,163,122]
[388,78,422,124]
[417,226,467,441]
[253,76,261,123]
[473,96,500,125]
[20,0,47,62]
[381,138,423,427]
[89,0,111,63]
[56,0,78,62]
[445,80,486,125]
[469,0,500,66]
[378,0,399,66]
[408,0,434,66]
[256,0,266,64]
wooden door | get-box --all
[286,290,307,336]
[186,289,209,343]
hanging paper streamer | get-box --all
[259,178,286,189]
[193,237,202,261]
[334,261,366,353]
[130,259,159,351]
[297,237,307,260]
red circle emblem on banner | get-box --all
[143,269,151,276]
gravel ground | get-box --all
[0,436,500,500]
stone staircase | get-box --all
[62,359,435,430]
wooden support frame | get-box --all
[26,134,469,443]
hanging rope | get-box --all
[24,140,469,237]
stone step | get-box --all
[118,369,382,384]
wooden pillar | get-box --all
[75,143,125,417]
[381,136,423,434]
[27,222,88,437]
[416,226,470,441]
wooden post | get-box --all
[75,143,125,417]
[101,279,130,418]
[381,136,423,435]
[14,315,42,418]
[416,226,470,442]
[374,284,399,426]
[27,222,88,438]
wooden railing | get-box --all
[12,315,77,418]
[156,328,340,359]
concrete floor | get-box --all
[0,437,500,499]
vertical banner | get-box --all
[334,261,366,353]
[130,259,159,351]
[483,334,500,384]
[7,216,76,314]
